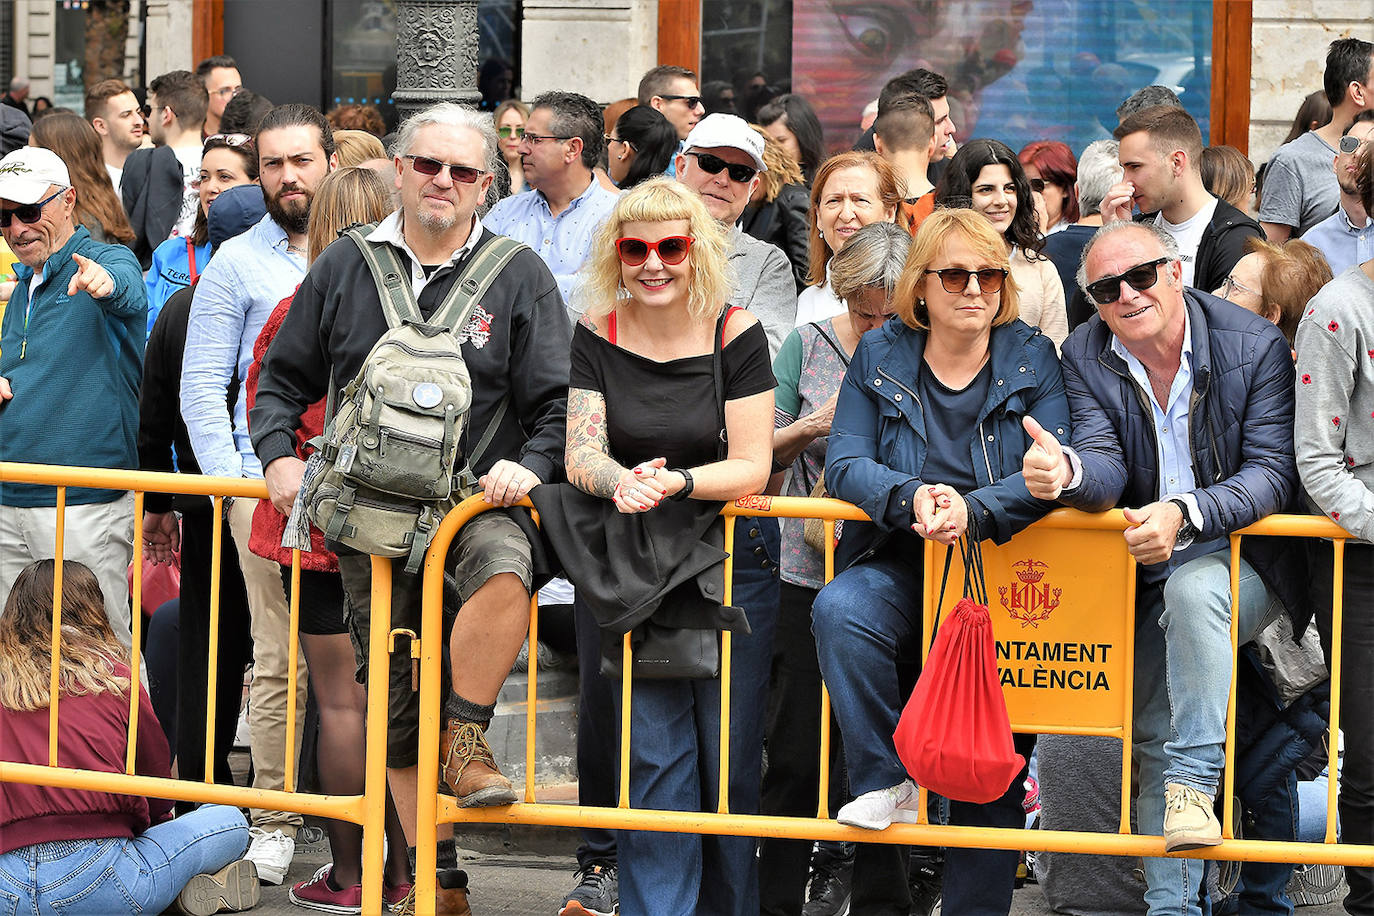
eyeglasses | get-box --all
[615,235,694,266]
[522,132,574,144]
[1219,273,1259,299]
[403,154,485,184]
[211,85,241,99]
[204,132,253,151]
[497,125,525,139]
[0,188,65,227]
[1029,177,1046,193]
[923,267,1008,294]
[1084,257,1170,305]
[658,93,704,110]
[685,151,758,183]
[604,135,628,146]
[1339,133,1371,154]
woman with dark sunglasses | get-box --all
[811,208,1068,915]
[937,138,1070,350]
[539,177,776,916]
[492,99,528,195]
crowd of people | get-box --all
[0,33,1372,916]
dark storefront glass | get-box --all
[701,0,1213,156]
[329,0,520,130]
[53,1,88,111]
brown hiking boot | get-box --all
[439,719,518,807]
[436,869,472,915]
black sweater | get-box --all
[249,226,571,485]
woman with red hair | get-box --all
[1019,140,1079,235]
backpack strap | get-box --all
[346,224,421,327]
[429,234,527,333]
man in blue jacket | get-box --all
[0,146,147,646]
[1021,221,1301,916]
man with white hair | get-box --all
[1044,138,1122,329]
[1,77,30,116]
[250,104,570,906]
[0,146,146,640]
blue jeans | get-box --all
[1135,549,1282,916]
[0,804,248,915]
[812,547,1032,915]
[616,517,779,916]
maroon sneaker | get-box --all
[384,880,415,913]
[288,865,362,915]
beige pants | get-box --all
[0,493,136,650]
[227,496,307,835]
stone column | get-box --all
[520,0,658,103]
[393,0,479,121]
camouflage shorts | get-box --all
[336,508,532,767]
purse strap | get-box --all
[928,513,984,646]
[809,320,850,368]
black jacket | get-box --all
[1059,289,1308,631]
[122,146,185,269]
[249,225,571,488]
[1137,198,1263,295]
[741,182,810,292]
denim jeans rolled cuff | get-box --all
[0,804,249,915]
[812,549,923,796]
[1154,549,1282,797]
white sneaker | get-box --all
[837,779,918,830]
[244,827,295,885]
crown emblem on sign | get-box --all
[1000,559,1061,627]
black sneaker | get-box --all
[908,849,943,916]
[802,860,852,916]
[559,863,618,916]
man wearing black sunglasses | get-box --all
[675,113,797,359]
[1022,220,1303,916]
[0,145,148,651]
[638,64,705,143]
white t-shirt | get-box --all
[794,281,846,327]
[105,162,123,197]
[1155,196,1218,288]
[170,146,203,239]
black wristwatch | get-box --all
[669,468,694,501]
[1166,497,1197,546]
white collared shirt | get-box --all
[365,210,486,299]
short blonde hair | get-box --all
[306,166,394,264]
[579,177,732,322]
[333,129,387,168]
[893,207,1020,331]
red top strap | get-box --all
[185,237,199,285]
[607,305,741,347]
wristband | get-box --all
[669,468,694,501]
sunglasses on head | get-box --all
[686,151,757,183]
[204,132,253,152]
[658,93,704,110]
[923,267,1008,294]
[0,188,65,228]
[1339,133,1370,154]
[615,235,694,266]
[497,125,525,139]
[403,154,485,184]
[1029,177,1046,193]
[1085,257,1170,305]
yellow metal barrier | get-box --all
[2,462,1371,916]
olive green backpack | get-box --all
[301,227,525,572]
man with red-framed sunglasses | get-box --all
[0,145,148,651]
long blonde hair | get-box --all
[306,166,394,265]
[579,177,733,322]
[0,560,129,712]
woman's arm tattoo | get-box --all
[566,386,624,498]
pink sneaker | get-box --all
[384,880,415,913]
[288,865,362,915]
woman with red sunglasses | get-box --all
[535,177,776,916]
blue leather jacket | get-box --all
[826,318,1070,570]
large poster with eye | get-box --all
[787,0,1213,156]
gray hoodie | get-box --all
[1295,265,1374,543]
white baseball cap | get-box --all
[683,114,768,173]
[0,147,71,205]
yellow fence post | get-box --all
[360,556,394,916]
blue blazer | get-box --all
[825,318,1070,570]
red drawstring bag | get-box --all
[893,533,1025,804]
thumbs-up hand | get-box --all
[1021,415,1069,500]
[68,253,114,299]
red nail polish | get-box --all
[633,468,643,475]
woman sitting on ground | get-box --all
[0,559,257,916]
[811,208,1069,915]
